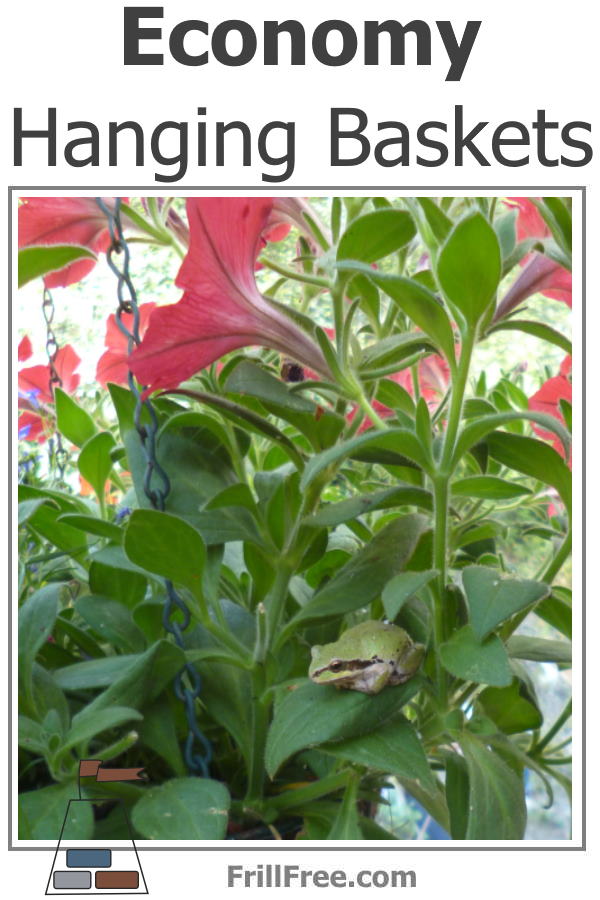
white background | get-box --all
[1,0,597,896]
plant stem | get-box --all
[355,388,387,431]
[245,666,271,803]
[531,699,572,756]
[430,329,476,710]
[264,563,294,655]
[536,528,572,583]
[259,257,330,289]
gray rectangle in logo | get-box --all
[53,870,92,889]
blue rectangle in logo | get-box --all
[66,849,112,868]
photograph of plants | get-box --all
[17,194,573,841]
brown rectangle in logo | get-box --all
[95,870,139,889]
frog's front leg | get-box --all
[345,662,392,695]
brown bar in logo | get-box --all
[95,871,139,889]
[79,760,146,782]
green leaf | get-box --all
[305,485,432,528]
[132,778,230,840]
[487,319,571,355]
[359,333,436,376]
[19,782,94,839]
[413,197,453,244]
[124,509,205,600]
[337,209,416,263]
[158,386,305,470]
[487,431,572,512]
[138,696,186,776]
[326,777,363,840]
[89,558,147,608]
[338,264,456,365]
[78,431,116,503]
[63,706,143,752]
[18,244,97,288]
[478,680,543,734]
[301,429,433,490]
[31,663,70,733]
[495,208,518,260]
[19,715,49,755]
[451,476,532,500]
[81,640,185,716]
[459,732,526,839]
[54,655,140,691]
[226,360,314,413]
[462,565,549,641]
[18,497,55,526]
[19,584,62,709]
[454,411,571,474]
[536,198,572,255]
[57,514,123,542]
[291,515,428,624]
[55,388,97,447]
[26,502,88,559]
[437,211,501,327]
[535,592,571,639]
[323,715,436,791]
[440,626,512,687]
[265,677,423,777]
[185,601,255,763]
[445,753,470,839]
[75,595,146,654]
[506,635,572,664]
[382,570,438,620]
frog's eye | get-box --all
[329,659,343,672]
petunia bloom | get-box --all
[129,198,331,392]
[96,303,157,387]
[18,335,33,361]
[495,198,572,321]
[18,197,123,288]
[18,345,81,443]
[528,354,572,463]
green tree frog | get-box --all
[309,621,425,695]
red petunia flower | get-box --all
[528,354,572,462]
[495,198,572,321]
[129,198,330,392]
[96,303,157,387]
[18,197,123,288]
[18,345,81,443]
[18,335,33,361]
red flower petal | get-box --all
[18,335,33,361]
[18,344,80,403]
[18,197,122,288]
[97,303,157,387]
[495,255,572,321]
[18,410,47,443]
[505,197,549,241]
[129,198,329,392]
[18,364,54,405]
[528,354,572,462]
[53,345,81,394]
[499,198,572,313]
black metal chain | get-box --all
[96,197,212,777]
[42,287,69,479]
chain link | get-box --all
[96,197,212,777]
[42,287,69,479]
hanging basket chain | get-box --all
[95,197,212,777]
[42,287,69,479]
